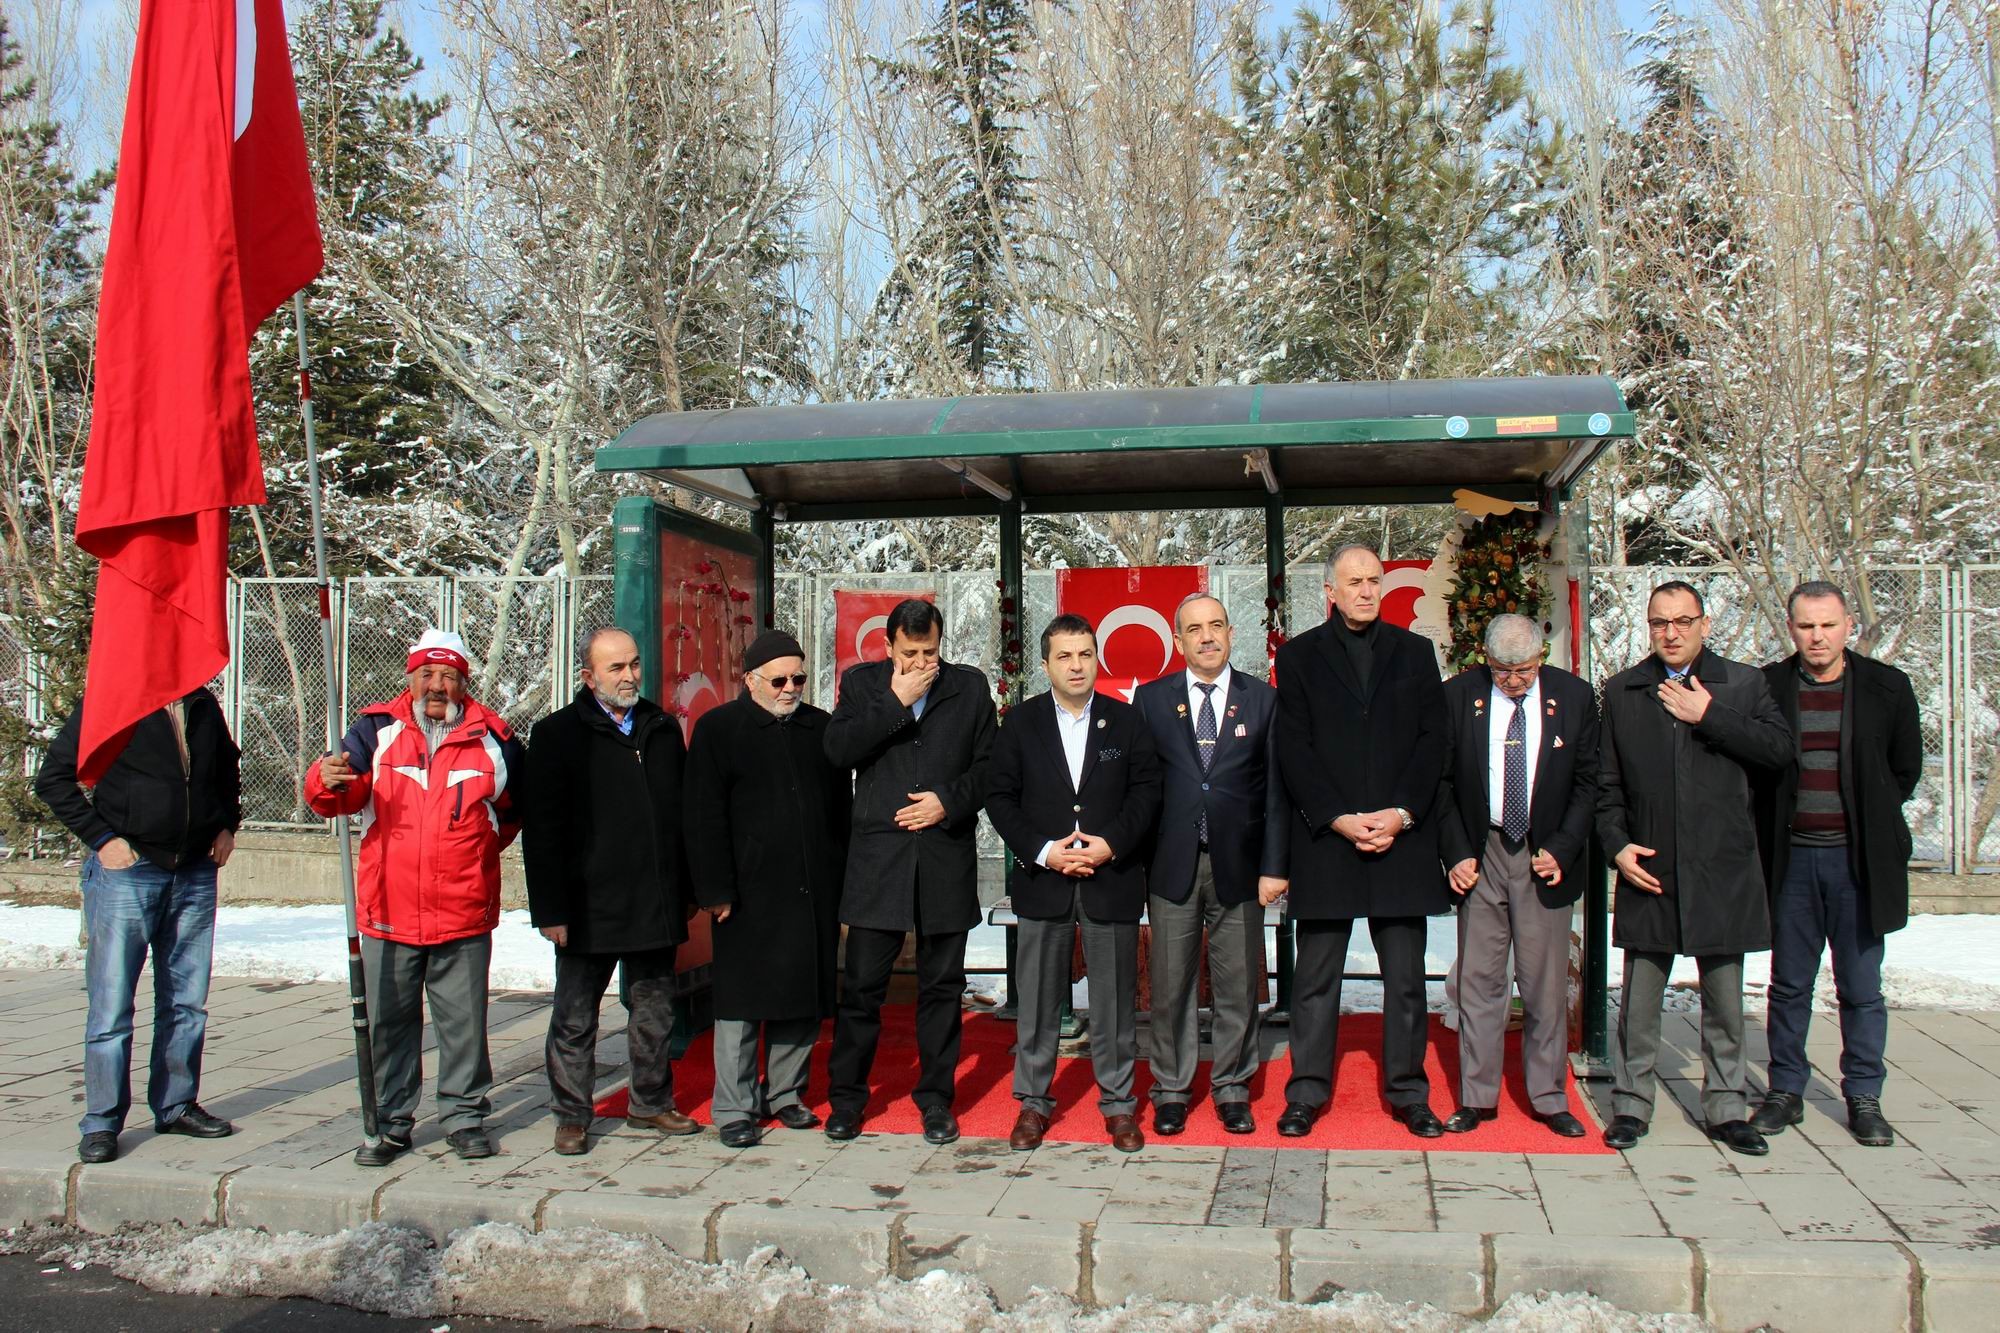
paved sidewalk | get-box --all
[1,967,1996,1327]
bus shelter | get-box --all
[595,376,1634,1064]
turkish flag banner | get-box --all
[75,0,322,779]
[1054,566,1209,702]
[832,589,936,704]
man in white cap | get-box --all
[306,628,526,1164]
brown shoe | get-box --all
[553,1123,588,1155]
[627,1109,701,1137]
[1105,1114,1144,1153]
[1009,1108,1049,1151]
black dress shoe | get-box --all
[719,1120,762,1149]
[1706,1119,1768,1156]
[354,1134,412,1167]
[771,1104,821,1131]
[77,1132,118,1164]
[156,1103,234,1138]
[1217,1103,1255,1135]
[1602,1115,1648,1149]
[1154,1102,1189,1136]
[921,1106,960,1145]
[1537,1111,1587,1138]
[1398,1104,1446,1138]
[1847,1096,1895,1147]
[1277,1102,1317,1137]
[1750,1090,1804,1136]
[448,1127,495,1159]
[824,1108,863,1141]
[1443,1106,1497,1134]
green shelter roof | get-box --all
[595,377,1632,518]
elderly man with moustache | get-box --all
[1134,593,1287,1137]
[1274,544,1450,1140]
[1436,614,1599,1139]
[524,627,696,1156]
[306,628,526,1164]
[1597,581,1792,1155]
[685,630,849,1149]
[1750,582,1922,1148]
[987,614,1162,1152]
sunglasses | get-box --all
[760,673,808,690]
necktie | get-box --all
[1195,682,1218,843]
[1502,696,1529,843]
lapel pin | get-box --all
[1096,717,1107,729]
[1234,723,1248,737]
[1176,703,1187,716]
[1552,735,1565,748]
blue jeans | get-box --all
[80,852,218,1135]
[1765,844,1887,1099]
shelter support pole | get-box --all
[752,505,776,629]
[292,293,379,1140]
[997,502,1031,1021]
[1265,494,1295,1016]
[1572,493,1612,1067]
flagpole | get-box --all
[292,290,379,1141]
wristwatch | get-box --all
[1395,807,1414,831]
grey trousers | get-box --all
[1613,950,1747,1124]
[1015,900,1139,1117]
[1456,830,1571,1115]
[711,1017,819,1123]
[1147,853,1265,1106]
[546,949,677,1127]
[362,932,493,1138]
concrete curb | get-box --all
[3,1156,1998,1327]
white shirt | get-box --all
[1487,678,1542,828]
[1037,694,1095,868]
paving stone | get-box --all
[1091,1220,1280,1304]
[223,1165,379,1234]
[715,1200,892,1285]
[1267,1150,1327,1228]
[74,1159,221,1231]
[1288,1228,1485,1314]
[899,1211,1081,1307]
[1909,1243,2000,1333]
[375,1177,545,1239]
[1324,1154,1433,1231]
[1701,1237,1913,1332]
[0,1150,67,1226]
[538,1189,714,1260]
[1492,1234,1696,1314]
[991,1181,1109,1223]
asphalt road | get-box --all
[0,1251,568,1333]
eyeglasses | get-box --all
[760,673,808,690]
[1489,663,1540,680]
[1646,616,1702,632]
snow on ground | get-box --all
[1,1220,1710,1331]
[4,901,1999,1012]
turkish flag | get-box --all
[1054,566,1208,702]
[1378,560,1432,630]
[832,589,936,704]
[74,0,322,779]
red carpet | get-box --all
[594,1010,1611,1154]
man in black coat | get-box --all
[524,627,696,1155]
[1596,581,1793,1156]
[1135,593,1287,1137]
[1274,544,1450,1139]
[823,600,997,1145]
[685,629,849,1149]
[987,614,1163,1152]
[1749,581,1922,1148]
[1436,614,1598,1139]
[37,688,242,1164]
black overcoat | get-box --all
[1436,664,1601,904]
[824,659,997,934]
[1754,651,1922,938]
[1595,650,1793,955]
[522,691,689,955]
[684,695,849,1021]
[985,690,1163,922]
[1274,619,1449,920]
[1135,670,1289,907]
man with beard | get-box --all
[524,627,696,1156]
[685,630,849,1148]
[307,628,526,1164]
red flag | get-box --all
[75,0,322,779]
[832,589,936,704]
[1054,566,1209,702]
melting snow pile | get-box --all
[3,1220,1712,1331]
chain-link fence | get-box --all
[1961,566,2000,871]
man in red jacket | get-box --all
[305,628,525,1165]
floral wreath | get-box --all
[1445,509,1549,673]
[995,578,1023,716]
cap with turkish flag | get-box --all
[405,629,472,680]
[74,0,322,780]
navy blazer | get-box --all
[1134,669,1288,906]
[986,690,1163,923]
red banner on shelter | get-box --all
[658,531,756,743]
[832,589,937,703]
[1379,560,1432,630]
[1054,566,1209,701]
